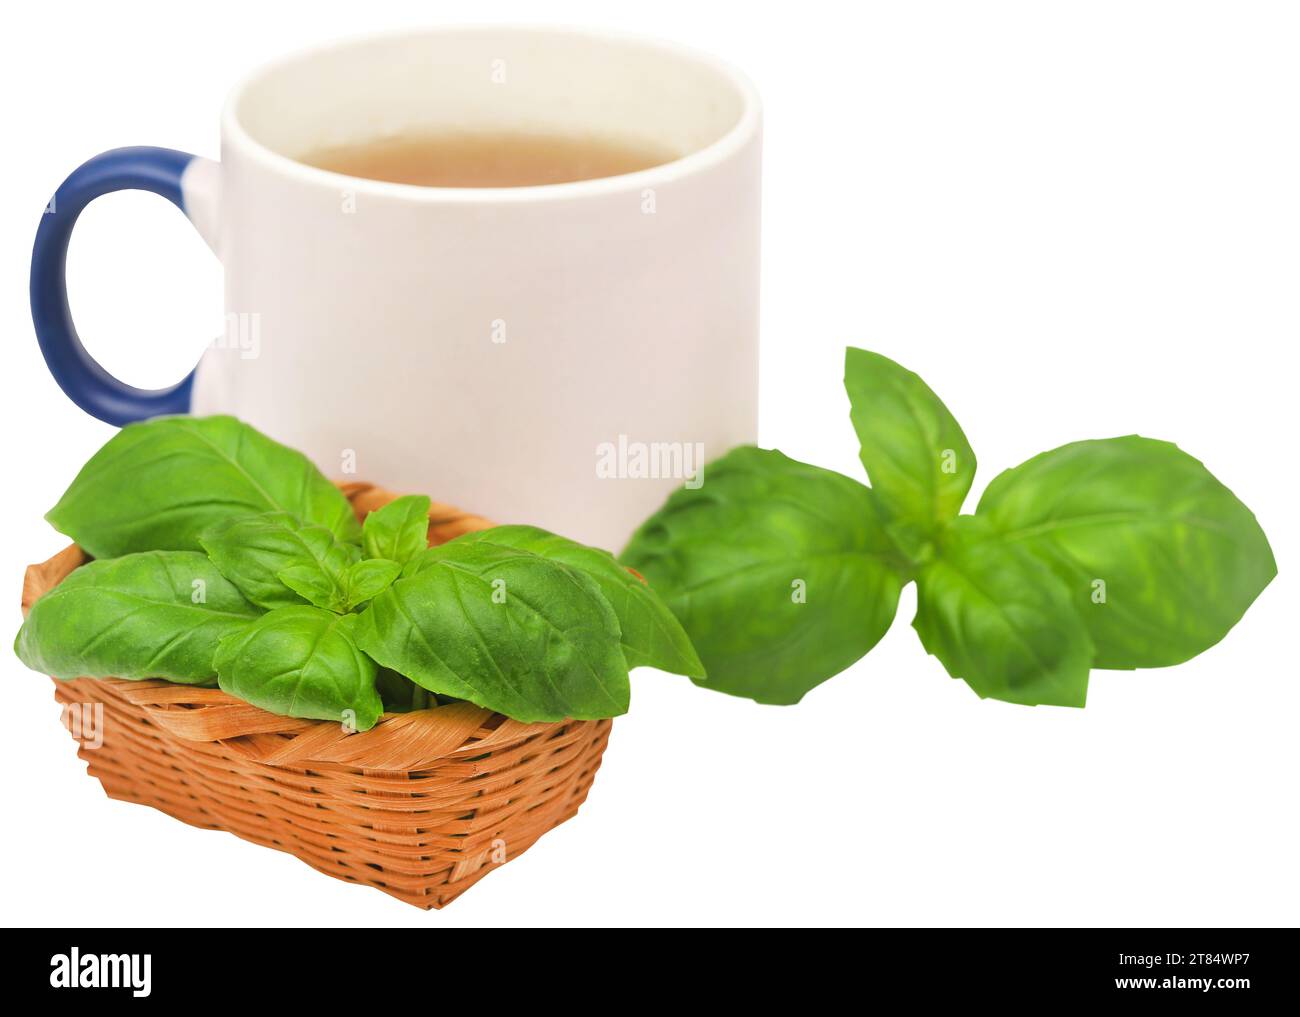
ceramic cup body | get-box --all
[32,27,762,550]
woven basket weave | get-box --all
[21,482,612,909]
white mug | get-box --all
[31,26,761,551]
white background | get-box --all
[1,1,1296,927]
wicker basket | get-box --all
[21,482,613,909]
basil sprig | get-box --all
[624,347,1276,708]
[16,416,700,729]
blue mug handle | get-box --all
[31,146,202,426]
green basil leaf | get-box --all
[201,511,360,611]
[276,567,344,612]
[622,446,906,705]
[14,551,260,685]
[46,415,360,558]
[844,347,976,543]
[356,541,629,722]
[362,494,431,564]
[913,518,1093,707]
[341,558,402,610]
[375,667,437,712]
[445,524,705,678]
[975,435,1277,669]
[214,607,381,730]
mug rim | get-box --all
[221,24,762,203]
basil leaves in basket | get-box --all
[623,348,1276,709]
[16,415,701,730]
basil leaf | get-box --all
[913,518,1093,707]
[46,415,360,558]
[446,524,705,678]
[201,511,360,611]
[214,607,381,730]
[276,567,343,612]
[976,435,1277,669]
[622,446,906,705]
[341,558,402,610]
[15,551,260,685]
[375,667,437,712]
[356,541,629,722]
[844,347,976,545]
[362,494,431,564]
